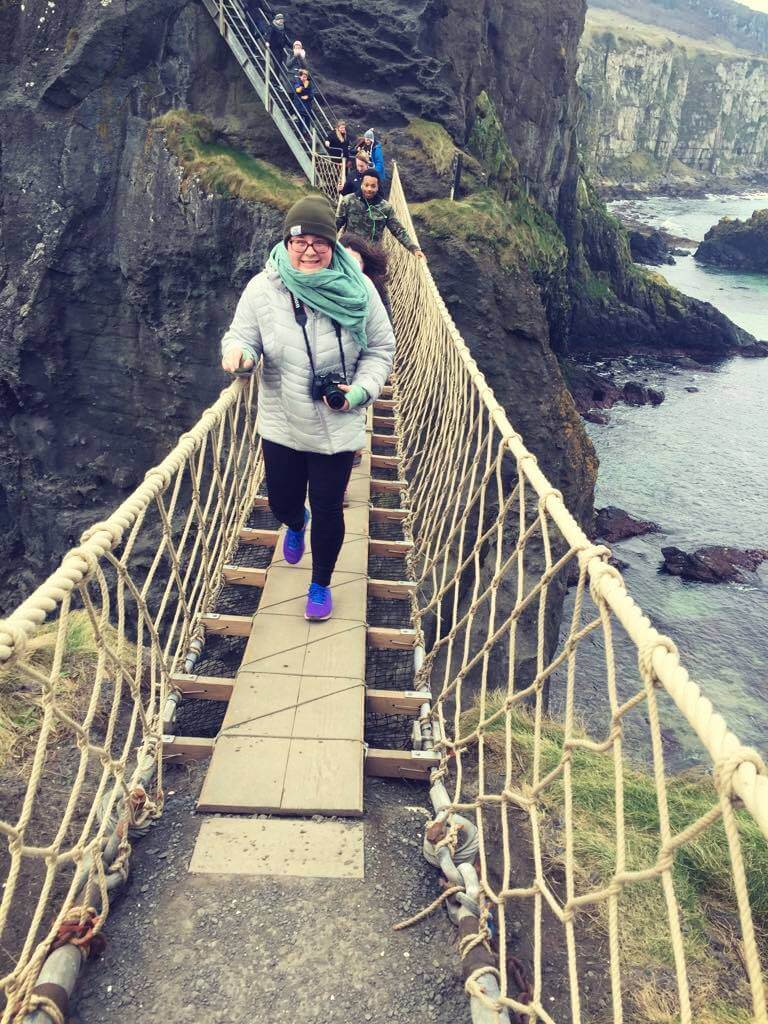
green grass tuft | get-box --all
[404,118,458,175]
[412,188,567,277]
[0,612,136,769]
[153,109,308,211]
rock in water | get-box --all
[628,229,675,266]
[622,382,665,406]
[661,546,768,583]
[594,507,661,543]
[695,210,768,273]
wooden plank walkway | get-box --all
[197,441,372,818]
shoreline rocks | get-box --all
[661,546,768,583]
[563,360,667,419]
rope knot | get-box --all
[713,747,767,798]
[638,634,679,686]
[0,618,33,665]
[51,905,106,959]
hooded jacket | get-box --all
[336,192,418,252]
[220,262,395,454]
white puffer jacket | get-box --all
[220,262,395,454]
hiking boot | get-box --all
[283,509,309,565]
[305,583,332,621]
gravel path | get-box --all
[69,767,470,1024]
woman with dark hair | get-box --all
[339,233,391,318]
[220,196,394,620]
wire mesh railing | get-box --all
[0,380,260,1021]
[384,163,768,1024]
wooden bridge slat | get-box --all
[281,739,364,817]
[197,736,291,813]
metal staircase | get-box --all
[200,0,344,193]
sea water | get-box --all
[558,194,768,768]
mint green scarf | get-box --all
[270,242,371,349]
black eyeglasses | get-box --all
[289,238,332,254]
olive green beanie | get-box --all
[283,195,337,244]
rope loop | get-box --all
[26,993,66,1024]
[637,634,679,686]
[713,747,767,799]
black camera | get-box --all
[312,371,348,410]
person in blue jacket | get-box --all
[361,129,385,183]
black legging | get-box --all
[262,439,355,587]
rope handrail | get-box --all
[0,377,261,1020]
[381,161,768,1023]
[0,156,765,1024]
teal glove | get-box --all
[344,384,369,409]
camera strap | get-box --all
[290,292,346,380]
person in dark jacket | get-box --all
[339,153,372,196]
[267,13,288,61]
[292,69,313,134]
[324,120,350,161]
[336,170,424,258]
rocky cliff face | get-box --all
[578,10,768,187]
[0,0,289,610]
[1,0,599,611]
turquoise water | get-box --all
[565,194,768,768]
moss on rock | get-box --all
[413,188,566,278]
[467,91,520,194]
[154,110,307,212]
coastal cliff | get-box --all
[578,7,768,191]
[1,0,761,614]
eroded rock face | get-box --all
[578,10,768,189]
[277,0,586,215]
[661,546,768,583]
[0,0,286,610]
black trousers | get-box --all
[262,439,355,587]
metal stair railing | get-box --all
[249,0,340,130]
[200,0,343,193]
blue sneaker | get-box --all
[283,509,309,565]
[305,583,332,621]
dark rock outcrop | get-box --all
[695,210,768,273]
[595,506,661,543]
[565,178,767,360]
[622,381,665,406]
[0,0,288,610]
[629,229,675,266]
[661,545,768,583]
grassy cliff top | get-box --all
[154,110,307,211]
[583,6,768,59]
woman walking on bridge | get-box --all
[220,196,394,621]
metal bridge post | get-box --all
[264,44,271,111]
[311,124,317,187]
[218,0,224,35]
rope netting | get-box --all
[314,154,345,200]
[0,379,260,1021]
[384,164,768,1022]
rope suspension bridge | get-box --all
[1,2,767,1022]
